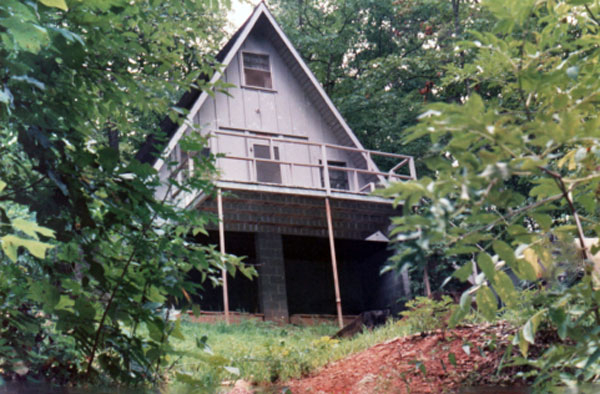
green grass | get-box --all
[168,318,412,391]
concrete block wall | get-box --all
[255,232,289,323]
[201,190,398,240]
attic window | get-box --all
[243,52,273,89]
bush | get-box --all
[398,296,456,332]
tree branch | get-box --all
[585,4,600,26]
[517,43,533,122]
[0,177,46,202]
[85,180,175,377]
[538,166,589,260]
[453,193,564,245]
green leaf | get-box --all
[529,179,560,200]
[11,218,55,239]
[494,271,518,308]
[584,348,600,371]
[38,0,69,11]
[0,180,6,192]
[192,226,208,236]
[453,262,473,282]
[477,252,497,284]
[55,295,75,311]
[493,240,515,265]
[476,286,498,321]
[516,331,529,357]
[75,298,97,320]
[522,310,545,344]
[98,147,119,172]
[516,258,539,282]
[448,352,456,366]
[0,18,50,53]
[449,291,472,328]
[171,319,185,340]
[147,320,164,342]
[29,281,60,312]
[530,213,552,232]
[20,238,54,259]
[1,235,19,261]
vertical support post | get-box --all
[215,133,221,171]
[321,145,331,195]
[217,189,230,325]
[325,197,343,329]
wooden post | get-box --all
[325,197,343,329]
[217,189,230,325]
[321,145,331,195]
[409,157,417,180]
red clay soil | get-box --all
[281,321,525,394]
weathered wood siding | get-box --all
[171,29,370,190]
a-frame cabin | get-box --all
[140,3,416,327]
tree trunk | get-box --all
[452,0,461,36]
[298,0,303,27]
[108,129,119,154]
[401,265,412,298]
[423,259,432,297]
[451,0,470,96]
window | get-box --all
[321,161,349,190]
[243,52,273,89]
[253,144,281,183]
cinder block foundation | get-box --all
[255,232,289,323]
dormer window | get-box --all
[243,52,273,89]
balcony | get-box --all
[209,130,416,197]
[162,129,416,207]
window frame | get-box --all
[252,143,282,184]
[319,160,350,191]
[241,51,275,91]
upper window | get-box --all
[243,52,273,89]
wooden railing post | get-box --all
[321,145,331,195]
[212,129,417,188]
[409,157,417,180]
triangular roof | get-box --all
[139,2,374,171]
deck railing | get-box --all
[209,130,416,195]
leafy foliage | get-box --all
[398,295,456,333]
[271,0,495,295]
[0,0,255,387]
[383,0,600,388]
[170,318,409,389]
[271,0,489,175]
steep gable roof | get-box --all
[139,2,373,171]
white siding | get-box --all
[195,95,216,135]
[164,29,369,190]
